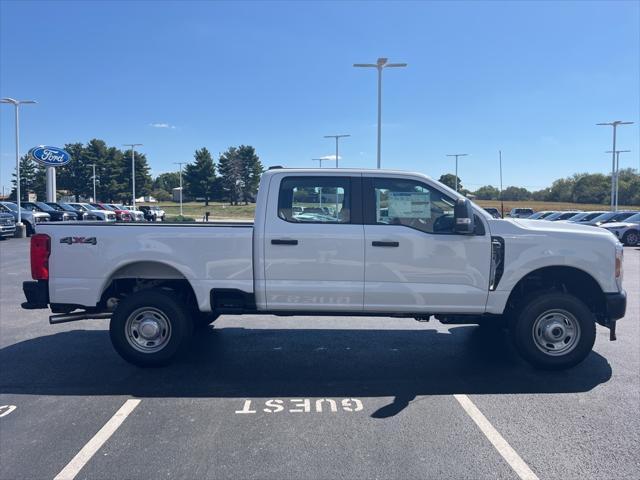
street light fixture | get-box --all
[353,57,407,169]
[312,158,328,168]
[605,150,631,211]
[1,97,37,236]
[446,153,469,192]
[323,134,350,167]
[597,121,634,210]
[123,143,143,208]
[174,162,185,216]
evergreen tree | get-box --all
[217,147,243,205]
[10,154,37,201]
[184,147,216,205]
[237,145,263,204]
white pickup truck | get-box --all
[22,168,626,369]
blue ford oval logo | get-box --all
[28,146,71,167]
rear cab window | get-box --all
[277,176,353,224]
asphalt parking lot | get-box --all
[0,238,638,480]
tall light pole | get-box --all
[1,97,37,236]
[354,58,407,169]
[323,134,350,167]
[499,150,504,217]
[89,164,97,201]
[446,153,469,192]
[606,150,631,210]
[123,143,143,208]
[597,121,634,210]
[174,162,185,216]
[312,158,327,168]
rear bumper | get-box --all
[22,280,49,309]
[605,291,626,321]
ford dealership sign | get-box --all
[28,146,71,167]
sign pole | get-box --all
[46,166,57,202]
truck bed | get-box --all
[36,222,255,311]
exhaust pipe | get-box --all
[49,312,112,325]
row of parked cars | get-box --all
[0,201,166,238]
[483,207,640,246]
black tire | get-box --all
[622,230,639,246]
[25,222,34,236]
[509,292,596,370]
[109,289,193,367]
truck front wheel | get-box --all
[510,293,596,370]
[110,289,193,367]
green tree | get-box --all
[119,149,152,202]
[502,186,532,201]
[438,173,462,191]
[153,172,181,191]
[572,173,610,204]
[10,154,37,201]
[184,147,216,205]
[217,147,243,205]
[617,168,640,206]
[473,185,500,200]
[237,145,263,204]
[56,142,92,201]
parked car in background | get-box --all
[483,207,501,218]
[67,202,116,222]
[139,205,166,221]
[565,211,608,224]
[45,202,97,221]
[0,201,50,236]
[121,205,145,222]
[584,210,639,226]
[600,212,640,246]
[544,211,582,222]
[527,210,557,220]
[0,211,16,239]
[21,202,78,222]
[508,208,534,218]
[91,203,132,222]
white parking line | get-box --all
[454,394,539,480]
[54,399,141,480]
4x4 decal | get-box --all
[60,236,97,245]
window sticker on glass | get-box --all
[387,191,431,219]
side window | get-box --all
[278,176,351,224]
[372,178,456,234]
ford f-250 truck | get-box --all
[22,168,626,369]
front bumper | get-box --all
[22,280,49,309]
[605,291,626,321]
[1,225,16,237]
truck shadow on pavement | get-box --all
[0,324,612,417]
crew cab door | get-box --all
[362,175,491,313]
[262,174,365,311]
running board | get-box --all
[49,312,112,324]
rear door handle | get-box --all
[372,241,399,247]
[271,239,298,245]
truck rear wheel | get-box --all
[110,289,193,367]
[510,293,596,370]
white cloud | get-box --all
[149,122,176,129]
[320,154,341,161]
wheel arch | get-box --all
[504,265,606,319]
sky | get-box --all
[1,0,639,196]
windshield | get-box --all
[621,213,640,223]
[527,211,552,219]
[35,202,56,212]
[20,202,40,211]
[45,203,65,211]
[1,203,17,212]
[608,211,638,223]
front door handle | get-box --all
[372,241,399,247]
[271,239,298,245]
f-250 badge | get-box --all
[60,236,97,245]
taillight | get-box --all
[31,233,51,280]
[615,249,623,279]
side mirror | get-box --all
[454,199,476,234]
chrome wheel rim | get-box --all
[626,232,638,245]
[532,309,581,356]
[125,307,172,353]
